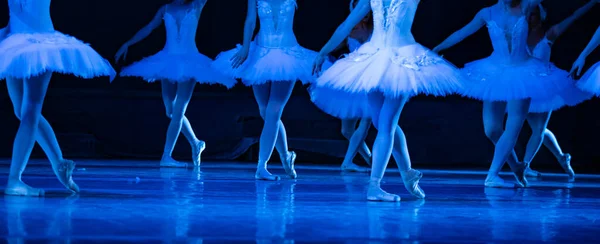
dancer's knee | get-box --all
[484,125,503,143]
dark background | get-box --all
[0,0,599,172]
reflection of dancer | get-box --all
[434,0,563,188]
[313,0,374,173]
[313,0,463,201]
[522,1,597,179]
[116,0,235,168]
[213,0,320,181]
[255,181,295,242]
[0,0,115,196]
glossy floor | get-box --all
[1,160,599,243]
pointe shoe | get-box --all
[281,151,297,179]
[57,159,80,193]
[524,166,542,178]
[512,163,528,188]
[5,181,45,197]
[341,163,370,173]
[559,154,575,181]
[192,141,206,167]
[484,176,516,188]
[401,169,426,199]
[160,158,188,168]
[367,185,400,202]
[255,168,281,181]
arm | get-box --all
[570,26,600,76]
[546,0,598,41]
[433,9,487,53]
[317,0,370,57]
[241,0,258,51]
[122,6,166,47]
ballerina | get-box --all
[0,0,116,196]
[521,1,597,179]
[313,0,463,201]
[212,0,321,181]
[434,0,567,188]
[571,26,600,93]
[115,0,235,168]
[312,0,374,173]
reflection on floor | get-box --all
[1,160,599,242]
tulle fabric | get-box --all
[460,56,569,101]
[576,62,600,95]
[211,42,318,86]
[0,32,115,80]
[528,63,592,113]
[120,51,236,88]
[310,43,463,119]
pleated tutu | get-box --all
[576,62,600,96]
[311,42,463,119]
[0,32,115,80]
[461,56,568,102]
[120,50,236,88]
[528,63,592,113]
[211,42,318,86]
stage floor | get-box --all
[0,160,599,242]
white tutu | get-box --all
[211,42,318,86]
[528,63,592,113]
[311,43,463,119]
[0,32,115,80]
[120,51,236,88]
[576,62,600,95]
[461,57,568,101]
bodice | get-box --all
[369,0,417,48]
[8,0,54,33]
[163,7,201,53]
[256,0,298,48]
[529,36,552,62]
[485,8,530,63]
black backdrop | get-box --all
[0,0,599,171]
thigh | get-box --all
[482,101,507,132]
[527,112,551,133]
[6,77,24,118]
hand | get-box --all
[432,45,443,54]
[115,44,129,64]
[569,57,586,78]
[230,46,249,69]
[312,53,326,76]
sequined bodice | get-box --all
[256,0,298,48]
[369,0,417,47]
[530,37,552,62]
[8,0,54,33]
[163,7,200,53]
[485,12,530,63]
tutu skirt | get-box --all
[0,32,115,80]
[120,50,236,88]
[576,62,600,95]
[461,56,567,101]
[528,63,592,113]
[211,42,318,86]
[311,42,463,119]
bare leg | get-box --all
[160,81,196,167]
[5,72,53,196]
[486,100,530,188]
[542,129,574,179]
[161,81,205,167]
[252,82,296,179]
[366,92,410,202]
[341,118,372,172]
[254,82,295,181]
[522,112,551,177]
[7,76,79,193]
